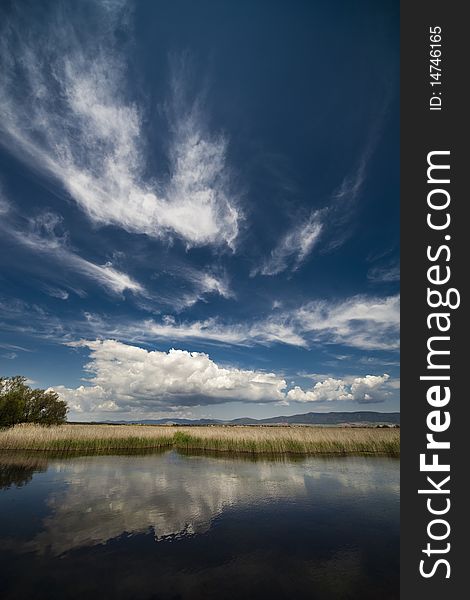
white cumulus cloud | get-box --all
[52,339,395,415]
[287,374,390,403]
[54,339,288,413]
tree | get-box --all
[0,376,67,427]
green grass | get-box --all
[0,423,400,456]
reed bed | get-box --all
[0,423,399,456]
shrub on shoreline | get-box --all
[0,376,67,428]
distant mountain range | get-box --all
[91,411,400,426]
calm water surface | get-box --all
[0,451,399,600]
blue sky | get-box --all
[0,0,399,421]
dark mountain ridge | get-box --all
[79,411,400,426]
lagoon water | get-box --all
[0,451,399,599]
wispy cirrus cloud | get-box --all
[322,101,391,254]
[139,294,400,351]
[85,295,401,352]
[0,197,234,311]
[292,294,400,351]
[0,184,10,214]
[0,297,69,341]
[1,210,144,296]
[0,342,32,353]
[1,176,236,307]
[174,265,234,309]
[0,0,239,248]
[139,316,307,348]
[251,153,368,277]
[252,210,323,276]
[0,290,399,352]
[253,98,391,276]
[367,264,400,283]
[366,245,400,284]
[42,286,70,301]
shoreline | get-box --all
[0,424,400,456]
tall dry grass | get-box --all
[0,423,399,455]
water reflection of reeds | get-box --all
[0,452,48,490]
